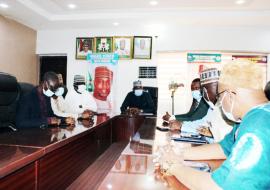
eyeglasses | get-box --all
[216,90,236,100]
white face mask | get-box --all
[134,89,143,96]
[77,85,86,93]
[54,87,64,96]
[202,87,215,109]
[219,91,241,123]
[192,90,202,102]
[43,88,54,97]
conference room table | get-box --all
[0,114,223,190]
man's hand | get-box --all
[162,111,171,121]
[49,117,61,125]
[81,109,94,119]
[169,120,182,131]
[65,117,75,125]
[81,119,94,128]
[129,107,140,112]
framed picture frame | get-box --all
[95,37,113,53]
[133,36,152,59]
[113,36,133,59]
[76,37,94,60]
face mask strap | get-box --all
[229,91,236,117]
[203,87,210,102]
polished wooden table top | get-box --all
[0,145,43,178]
[0,115,112,179]
[98,118,223,190]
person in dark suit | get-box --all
[169,68,220,131]
[16,72,74,128]
[163,78,209,122]
[120,80,155,114]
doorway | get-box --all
[39,55,67,85]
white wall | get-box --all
[37,27,158,114]
[36,25,270,114]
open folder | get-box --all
[171,133,209,144]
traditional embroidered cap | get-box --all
[133,80,142,88]
[95,66,113,80]
[74,75,85,84]
[200,68,220,85]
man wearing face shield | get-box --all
[167,61,270,190]
[63,75,97,118]
[16,72,74,128]
[120,80,155,114]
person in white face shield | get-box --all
[62,75,97,119]
[120,80,155,114]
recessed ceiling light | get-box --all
[235,0,246,5]
[149,1,158,6]
[113,22,119,26]
[67,3,76,9]
[0,3,9,8]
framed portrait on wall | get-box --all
[76,37,94,60]
[133,36,152,59]
[95,37,113,53]
[113,36,133,59]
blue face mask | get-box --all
[54,87,64,96]
[43,88,54,97]
[192,90,202,102]
[77,85,86,93]
[134,89,143,96]
[43,87,64,97]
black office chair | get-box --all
[0,72,20,131]
[19,82,35,98]
[143,86,158,115]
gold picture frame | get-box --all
[113,36,133,59]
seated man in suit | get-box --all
[16,71,74,128]
[120,80,155,114]
[163,78,209,122]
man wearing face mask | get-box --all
[167,61,270,190]
[169,68,222,135]
[16,72,74,128]
[163,78,209,122]
[64,75,97,118]
[120,80,155,114]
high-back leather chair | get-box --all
[143,86,158,115]
[0,72,20,131]
[19,82,35,98]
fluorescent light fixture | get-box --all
[113,22,119,26]
[0,3,9,8]
[235,0,246,5]
[149,1,158,6]
[67,3,76,9]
